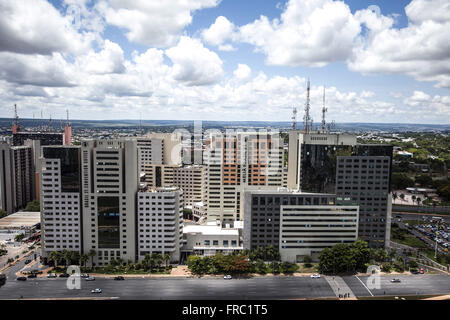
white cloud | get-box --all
[202,16,237,48]
[98,0,219,48]
[76,40,126,74]
[233,64,251,81]
[0,0,96,55]
[349,0,450,88]
[404,90,432,106]
[360,90,375,99]
[165,36,224,86]
[238,0,361,67]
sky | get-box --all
[0,0,449,124]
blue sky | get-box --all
[0,0,449,124]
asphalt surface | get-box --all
[0,274,448,300]
[343,274,450,297]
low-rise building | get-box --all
[182,221,242,258]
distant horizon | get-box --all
[1,117,449,128]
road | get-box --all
[343,274,450,297]
[0,274,448,300]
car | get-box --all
[27,273,37,278]
[114,276,124,280]
[223,275,232,280]
[311,273,321,278]
[419,268,424,274]
[80,274,89,278]
[24,260,32,264]
[85,277,95,281]
[59,273,70,278]
[411,269,419,274]
[17,277,27,281]
[91,288,102,293]
[391,278,401,283]
[47,273,57,278]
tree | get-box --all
[415,174,433,187]
[392,192,398,204]
[0,209,7,218]
[14,233,25,242]
[24,200,40,212]
[399,193,405,203]
[416,197,422,206]
[61,249,71,266]
[163,253,171,267]
[80,254,89,268]
[391,173,414,190]
[50,251,61,268]
[88,249,96,267]
[303,255,313,268]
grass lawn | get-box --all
[52,266,172,275]
[296,263,318,273]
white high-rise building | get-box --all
[81,139,138,266]
[137,186,184,262]
[39,146,82,258]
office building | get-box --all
[242,188,336,250]
[39,146,82,259]
[81,139,139,266]
[137,186,184,263]
[12,132,64,147]
[173,165,204,206]
[204,131,284,223]
[280,205,359,262]
[0,143,33,214]
[286,132,393,248]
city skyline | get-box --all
[0,0,449,124]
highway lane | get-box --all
[0,276,335,300]
[0,274,448,300]
[343,274,450,297]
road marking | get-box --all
[354,275,373,297]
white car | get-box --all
[47,273,57,278]
[91,288,102,293]
[85,277,95,281]
[311,273,321,278]
[224,275,232,280]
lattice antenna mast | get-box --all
[66,109,70,126]
[321,86,327,132]
[14,104,19,126]
[303,80,311,133]
[291,106,297,130]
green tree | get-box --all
[14,233,25,242]
[61,249,71,266]
[163,253,171,267]
[24,200,40,212]
[415,174,433,187]
[88,249,96,267]
[80,254,89,268]
[391,173,414,190]
[0,209,7,218]
[399,193,405,203]
[392,192,398,204]
[303,255,313,268]
[49,251,61,268]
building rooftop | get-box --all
[0,211,40,230]
[183,224,239,236]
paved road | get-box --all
[0,274,448,300]
[343,274,450,297]
[396,220,447,254]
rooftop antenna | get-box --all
[66,109,70,126]
[303,79,311,134]
[12,104,20,133]
[291,106,297,130]
[321,86,327,132]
